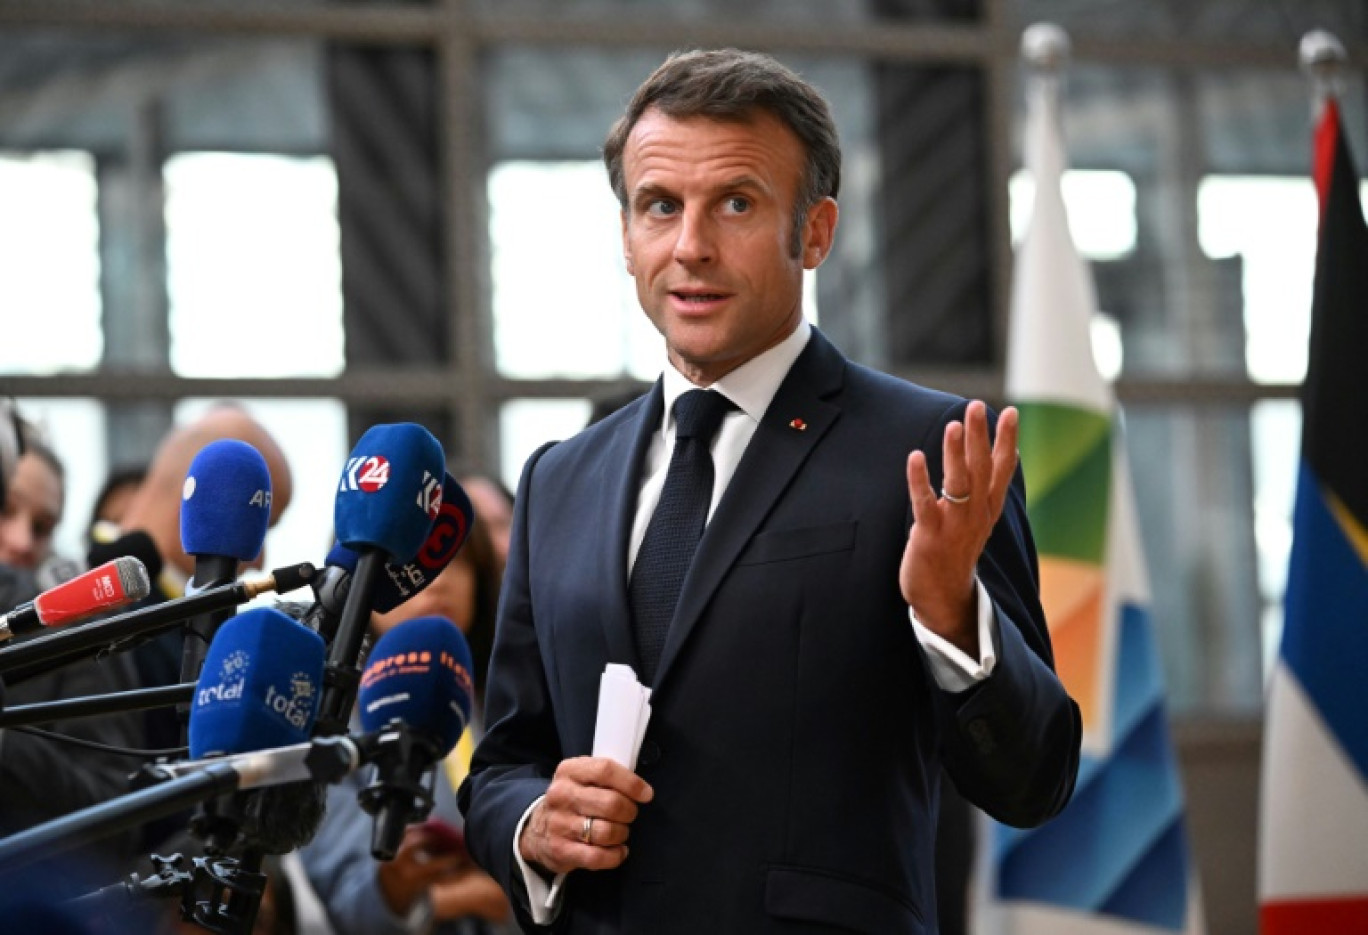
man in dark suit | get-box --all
[460,48,1081,934]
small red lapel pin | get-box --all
[789,418,807,431]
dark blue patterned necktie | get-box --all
[629,389,734,685]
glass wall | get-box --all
[0,2,1362,720]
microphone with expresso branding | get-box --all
[356,615,475,860]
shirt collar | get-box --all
[660,320,812,433]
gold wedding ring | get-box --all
[581,815,595,845]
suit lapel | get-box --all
[653,331,847,690]
[598,383,665,674]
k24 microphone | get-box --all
[320,472,475,620]
[0,556,151,642]
[334,423,446,565]
[315,424,445,735]
[357,615,474,860]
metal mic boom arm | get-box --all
[0,562,315,686]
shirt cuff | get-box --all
[400,891,433,933]
[514,795,562,925]
[910,578,998,692]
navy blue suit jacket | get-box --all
[461,329,1080,934]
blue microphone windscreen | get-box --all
[358,616,473,756]
[334,424,445,563]
[326,473,474,614]
[325,541,357,575]
[189,606,326,759]
[181,439,272,562]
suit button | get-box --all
[638,740,661,766]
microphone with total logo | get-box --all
[187,605,328,856]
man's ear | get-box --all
[802,197,838,270]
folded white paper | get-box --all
[591,663,652,768]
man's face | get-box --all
[0,453,62,570]
[620,108,837,386]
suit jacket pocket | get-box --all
[735,521,857,567]
[764,865,925,934]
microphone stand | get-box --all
[314,550,385,737]
[73,849,271,935]
[356,719,444,860]
[0,733,370,934]
[179,554,241,739]
[0,681,194,728]
[0,563,315,687]
[0,763,243,875]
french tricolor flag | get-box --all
[1257,95,1368,935]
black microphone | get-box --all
[86,528,164,588]
[34,553,86,592]
[356,616,475,860]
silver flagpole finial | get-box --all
[1299,29,1348,105]
[1021,23,1070,73]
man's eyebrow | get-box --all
[719,175,767,192]
[631,175,768,202]
[630,182,674,203]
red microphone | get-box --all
[0,556,151,642]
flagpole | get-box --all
[1020,23,1069,160]
[1257,27,1368,935]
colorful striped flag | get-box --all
[1257,93,1368,935]
[981,32,1204,934]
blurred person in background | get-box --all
[0,404,294,928]
[0,398,24,508]
[0,439,64,572]
[93,403,292,600]
[298,481,512,935]
[0,425,151,911]
[459,475,513,572]
[86,464,148,548]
